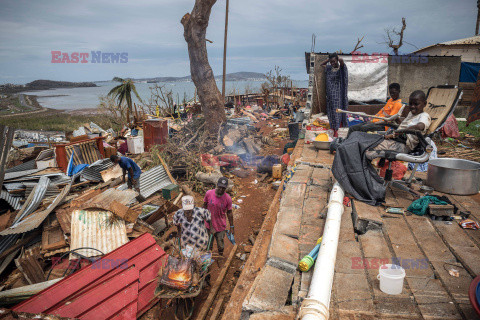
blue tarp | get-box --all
[460,62,480,83]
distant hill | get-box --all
[135,71,266,83]
[0,80,97,94]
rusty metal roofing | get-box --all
[139,165,173,198]
[0,183,71,235]
[81,159,114,182]
[69,209,129,258]
[0,190,22,210]
[0,125,15,189]
[414,35,480,53]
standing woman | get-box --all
[321,52,348,137]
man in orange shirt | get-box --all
[347,83,402,137]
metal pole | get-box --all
[221,0,229,101]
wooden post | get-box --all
[221,0,229,100]
[196,244,237,320]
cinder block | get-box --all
[243,264,294,312]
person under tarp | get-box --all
[321,52,349,137]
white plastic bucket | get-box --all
[377,264,405,295]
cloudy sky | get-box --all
[0,0,477,84]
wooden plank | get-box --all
[197,244,237,320]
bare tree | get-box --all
[97,95,128,126]
[181,0,226,133]
[351,36,364,53]
[262,66,290,107]
[384,18,407,55]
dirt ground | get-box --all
[142,118,290,319]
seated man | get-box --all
[347,83,402,137]
[366,90,431,160]
[173,195,212,251]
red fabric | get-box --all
[441,114,460,138]
[379,161,407,180]
[118,142,128,155]
[281,153,290,165]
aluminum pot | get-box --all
[426,158,480,195]
[313,140,331,150]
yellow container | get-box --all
[272,164,282,179]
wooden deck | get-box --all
[294,143,480,320]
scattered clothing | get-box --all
[325,63,349,130]
[441,114,460,138]
[332,132,385,206]
[407,196,448,216]
[379,160,407,180]
[173,207,211,251]
[460,219,479,230]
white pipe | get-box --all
[299,182,345,320]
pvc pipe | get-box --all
[299,182,345,320]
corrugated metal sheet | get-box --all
[3,183,25,192]
[81,159,114,182]
[13,234,167,319]
[0,190,22,210]
[24,183,60,198]
[3,169,42,181]
[8,176,50,228]
[5,160,36,173]
[69,209,129,258]
[139,165,173,198]
[0,125,15,189]
[0,183,71,235]
[415,35,480,53]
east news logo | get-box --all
[51,51,128,63]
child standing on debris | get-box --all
[110,155,142,190]
[203,177,234,256]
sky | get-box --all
[0,0,477,84]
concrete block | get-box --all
[248,306,296,320]
[333,272,374,312]
[268,232,299,270]
[310,168,331,185]
[280,183,306,210]
[275,207,302,239]
[243,265,294,313]
[359,230,391,259]
[288,166,312,184]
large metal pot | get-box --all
[426,158,480,195]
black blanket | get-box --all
[332,132,385,206]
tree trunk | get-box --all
[181,0,227,133]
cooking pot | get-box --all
[426,158,480,195]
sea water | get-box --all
[21,80,308,110]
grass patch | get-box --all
[458,120,480,138]
[0,111,120,132]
